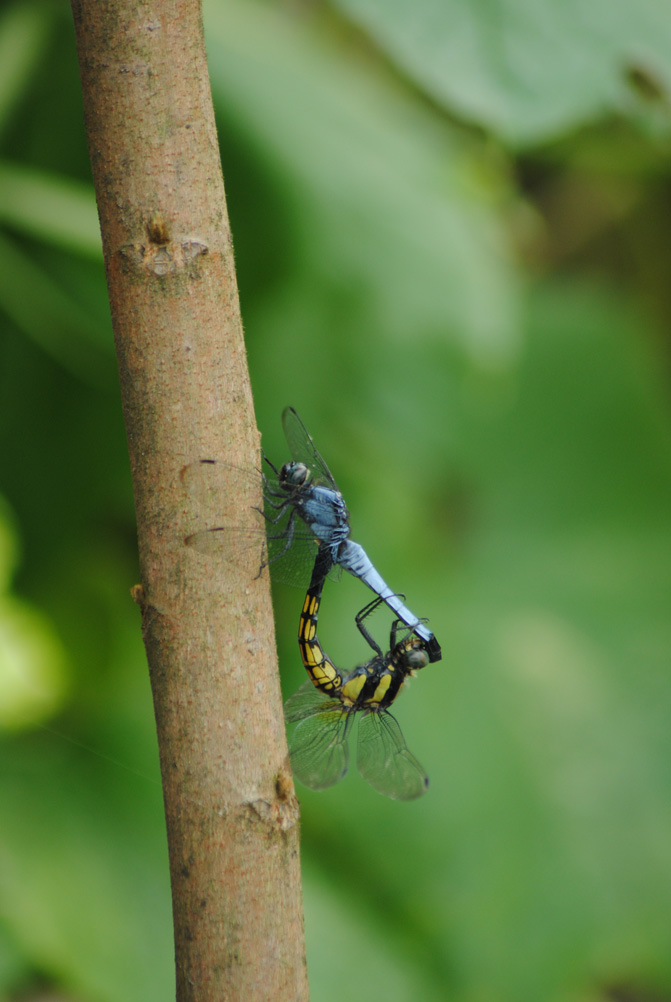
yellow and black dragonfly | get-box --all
[285,549,431,800]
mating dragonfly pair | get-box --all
[185,407,441,800]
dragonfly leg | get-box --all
[355,593,408,655]
[356,595,386,621]
[260,477,290,510]
[264,507,297,566]
[262,454,280,477]
[256,497,292,524]
[254,539,269,579]
[263,492,288,511]
[389,619,406,649]
[355,617,383,657]
[261,457,291,510]
[354,595,398,656]
[390,616,431,650]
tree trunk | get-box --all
[70,2,308,998]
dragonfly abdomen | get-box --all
[338,539,437,651]
[298,588,342,695]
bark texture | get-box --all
[70,2,308,999]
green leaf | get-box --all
[302,860,445,1002]
[328,0,671,144]
[0,497,19,593]
[294,281,671,1000]
[0,595,69,730]
[0,230,113,385]
[205,0,521,365]
[0,3,55,137]
[0,737,173,1002]
[0,161,101,258]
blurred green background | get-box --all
[1,0,670,1000]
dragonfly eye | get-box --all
[280,461,310,487]
[404,643,429,671]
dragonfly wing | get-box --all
[184,524,262,558]
[357,709,428,801]
[285,682,353,790]
[182,458,323,587]
[281,407,340,491]
[284,680,333,722]
[181,457,263,507]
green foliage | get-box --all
[328,0,671,144]
[0,1,669,1000]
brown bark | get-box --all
[70,2,308,999]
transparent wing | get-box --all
[284,679,334,722]
[285,681,354,790]
[181,458,325,587]
[281,407,340,491]
[357,709,428,801]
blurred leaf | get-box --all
[293,281,671,1001]
[0,161,101,258]
[0,498,19,593]
[205,0,521,366]
[0,231,113,386]
[0,594,69,730]
[302,861,445,1002]
[328,0,671,145]
[0,498,69,731]
[0,923,29,994]
[468,281,671,533]
[0,2,54,137]
[0,737,173,1002]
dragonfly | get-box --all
[285,546,431,800]
[184,407,441,662]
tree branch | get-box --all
[70,2,308,998]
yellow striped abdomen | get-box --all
[298,587,342,695]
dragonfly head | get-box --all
[280,460,311,488]
[399,638,430,672]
